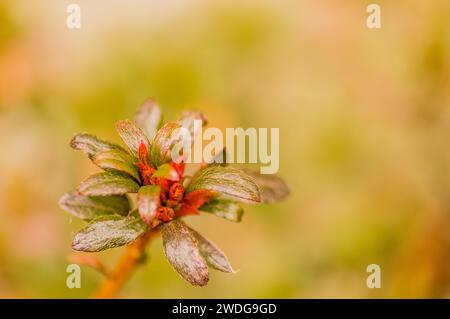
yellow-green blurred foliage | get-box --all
[0,0,450,298]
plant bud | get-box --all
[169,182,184,202]
[157,207,175,222]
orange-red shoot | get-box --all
[136,141,215,227]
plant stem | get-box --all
[95,230,158,298]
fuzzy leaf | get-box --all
[137,185,160,225]
[241,169,290,203]
[70,133,126,160]
[150,122,183,167]
[59,192,130,220]
[72,213,147,252]
[152,163,180,181]
[187,226,234,273]
[115,119,151,158]
[161,219,209,286]
[199,199,244,222]
[178,111,207,140]
[78,171,140,196]
[134,98,163,140]
[93,149,140,182]
[186,166,261,203]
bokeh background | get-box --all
[1,0,450,298]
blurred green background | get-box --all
[1,0,450,298]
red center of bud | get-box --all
[169,182,184,202]
[136,141,193,226]
[157,207,175,222]
[137,142,154,185]
[136,141,216,227]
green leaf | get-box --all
[72,212,147,252]
[187,226,234,273]
[70,133,126,160]
[199,199,244,222]
[161,219,209,286]
[150,122,183,167]
[137,185,160,225]
[70,134,139,181]
[241,169,290,203]
[93,149,141,182]
[186,166,261,203]
[59,192,130,220]
[152,163,180,181]
[178,111,207,141]
[134,98,163,140]
[78,171,140,196]
[115,119,151,158]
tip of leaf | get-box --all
[69,135,77,149]
[58,193,67,209]
[187,273,209,287]
[198,278,209,287]
[69,134,87,152]
[114,119,127,129]
[230,268,240,274]
[218,264,235,274]
[71,237,85,252]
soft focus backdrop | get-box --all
[1,0,450,298]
